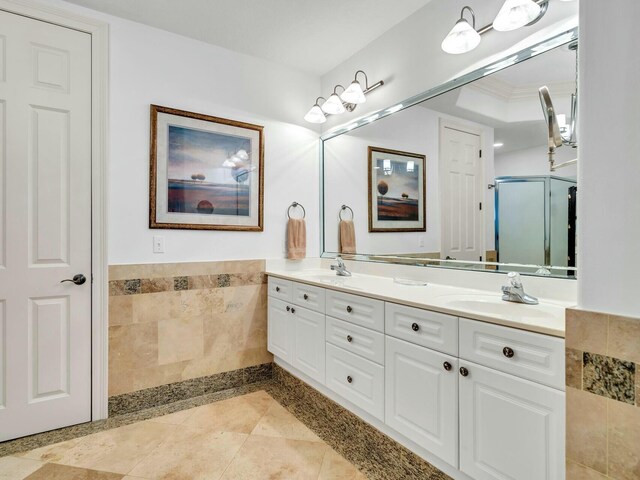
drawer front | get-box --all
[268,276,293,301]
[326,316,384,365]
[326,343,385,420]
[385,303,458,356]
[459,318,565,390]
[292,282,326,313]
[325,290,384,332]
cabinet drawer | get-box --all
[268,276,293,301]
[326,343,384,421]
[325,290,384,332]
[326,316,384,365]
[459,318,565,390]
[292,282,325,313]
[385,303,458,355]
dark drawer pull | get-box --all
[459,367,469,377]
[443,361,452,371]
[286,306,290,312]
[291,308,296,314]
[411,322,420,332]
[346,306,353,313]
[503,347,515,358]
[347,335,353,343]
[275,286,280,292]
[303,294,309,300]
[347,376,353,384]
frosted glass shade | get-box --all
[341,81,366,104]
[304,104,326,124]
[321,93,346,114]
[441,18,481,54]
[493,0,541,32]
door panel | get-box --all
[292,306,325,383]
[267,297,293,363]
[0,11,92,441]
[441,126,483,261]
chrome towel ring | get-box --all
[339,205,354,221]
[287,202,306,219]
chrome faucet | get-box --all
[330,256,352,277]
[501,272,539,305]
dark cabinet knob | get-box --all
[275,286,280,292]
[346,306,353,313]
[61,274,86,286]
[291,308,296,314]
[503,347,515,358]
[347,376,353,384]
[459,367,469,377]
[411,322,420,332]
[347,335,353,343]
[303,294,309,300]
[443,362,452,371]
[286,306,290,312]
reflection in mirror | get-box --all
[322,40,578,278]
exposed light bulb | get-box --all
[441,18,481,54]
[321,93,346,115]
[493,142,504,148]
[304,104,326,124]
[340,80,366,104]
[493,0,541,32]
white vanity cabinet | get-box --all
[385,336,459,467]
[458,361,565,480]
[267,274,566,480]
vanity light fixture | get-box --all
[303,70,384,123]
[304,97,327,124]
[441,7,482,55]
[322,86,347,115]
[441,0,550,55]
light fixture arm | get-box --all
[460,6,476,29]
[353,70,369,90]
[314,96,326,106]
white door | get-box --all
[459,361,565,480]
[440,125,483,261]
[385,337,458,467]
[292,305,325,383]
[0,11,92,442]
[267,298,293,363]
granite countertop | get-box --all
[266,269,570,338]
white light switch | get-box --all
[153,235,165,253]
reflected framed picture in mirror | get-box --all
[368,146,426,232]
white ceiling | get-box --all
[64,0,434,75]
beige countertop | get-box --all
[266,269,569,338]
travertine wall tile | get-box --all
[608,315,640,364]
[566,387,608,474]
[566,461,609,480]
[566,309,608,356]
[608,399,640,480]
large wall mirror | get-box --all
[321,29,579,278]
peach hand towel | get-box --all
[287,218,307,260]
[339,220,356,254]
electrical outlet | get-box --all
[418,236,425,248]
[153,235,165,253]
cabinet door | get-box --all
[385,337,458,468]
[292,305,325,383]
[268,297,293,363]
[459,361,565,480]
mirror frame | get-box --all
[319,26,579,276]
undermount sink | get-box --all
[435,294,562,320]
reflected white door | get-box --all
[440,126,483,261]
[0,11,92,441]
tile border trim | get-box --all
[109,272,266,296]
[108,363,273,416]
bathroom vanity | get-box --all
[266,269,566,480]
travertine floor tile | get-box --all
[0,456,44,480]
[318,448,362,480]
[19,439,82,463]
[25,463,123,479]
[128,427,247,480]
[54,421,176,474]
[251,401,322,442]
[146,408,195,425]
[182,389,274,434]
[220,435,326,480]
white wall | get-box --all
[320,0,578,132]
[495,144,577,178]
[578,0,640,318]
[323,105,494,255]
[48,0,323,265]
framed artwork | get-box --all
[149,105,264,231]
[368,146,426,232]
